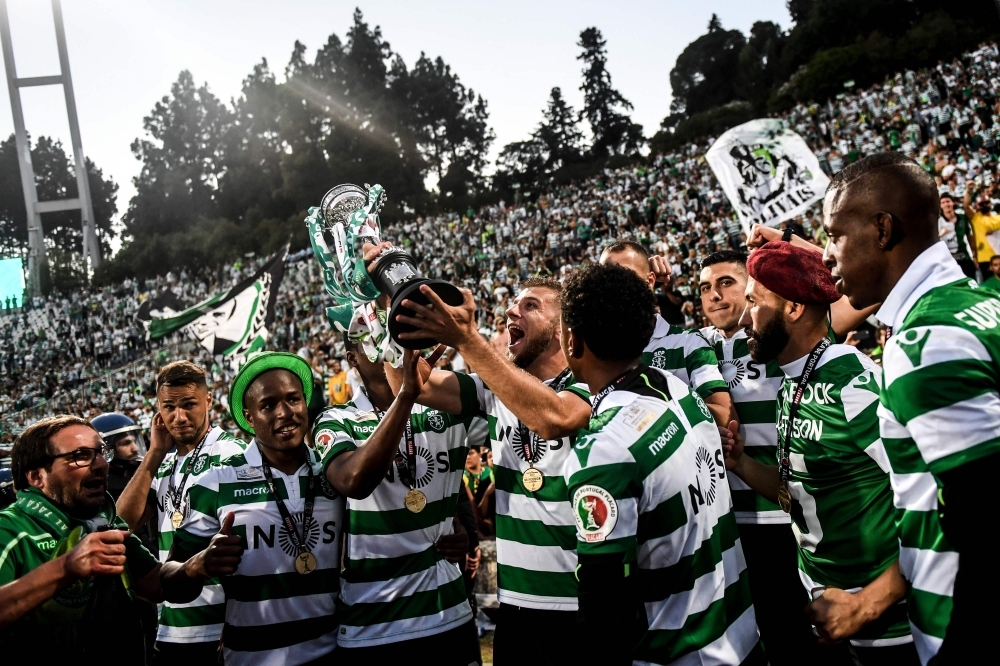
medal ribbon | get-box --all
[260,454,316,556]
[590,364,645,421]
[168,430,210,516]
[778,339,830,498]
[516,367,574,465]
[373,406,417,488]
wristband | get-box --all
[782,227,793,243]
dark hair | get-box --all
[602,239,649,260]
[702,250,747,270]
[12,415,96,491]
[991,255,1000,262]
[519,276,562,294]
[940,192,956,202]
[156,360,208,392]
[561,263,656,362]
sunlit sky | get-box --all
[1,0,790,245]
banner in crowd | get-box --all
[142,249,286,370]
[706,119,830,234]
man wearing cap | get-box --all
[117,361,245,665]
[159,352,345,665]
[313,340,482,664]
[723,240,918,665]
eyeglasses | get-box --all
[49,447,105,468]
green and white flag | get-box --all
[144,250,286,370]
[706,118,830,234]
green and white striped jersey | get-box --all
[778,344,910,647]
[150,426,245,643]
[700,327,788,525]
[644,314,728,399]
[174,441,344,666]
[565,366,757,665]
[876,242,1000,664]
[312,382,483,647]
[465,369,589,611]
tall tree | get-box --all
[577,27,644,157]
[737,21,787,113]
[533,87,584,173]
[0,134,117,260]
[669,15,747,117]
[125,71,232,239]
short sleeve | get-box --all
[565,434,640,560]
[455,372,488,418]
[561,375,590,403]
[684,332,728,398]
[313,414,360,472]
[0,528,24,585]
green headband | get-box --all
[229,351,314,435]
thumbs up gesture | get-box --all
[201,512,244,577]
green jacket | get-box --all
[0,487,157,661]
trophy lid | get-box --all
[320,184,368,229]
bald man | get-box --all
[822,152,997,666]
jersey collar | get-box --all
[244,439,319,472]
[651,313,669,341]
[876,241,966,330]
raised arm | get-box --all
[116,412,172,530]
[384,348,465,416]
[326,349,421,499]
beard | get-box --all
[746,312,790,363]
[47,471,107,520]
[508,320,558,370]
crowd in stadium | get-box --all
[2,38,1000,666]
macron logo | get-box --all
[648,422,680,456]
[234,486,269,498]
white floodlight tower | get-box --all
[0,0,101,297]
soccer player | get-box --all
[822,152,1000,665]
[313,342,482,664]
[388,276,590,665]
[160,352,344,664]
[117,361,245,665]
[698,249,878,665]
[560,262,761,666]
[600,240,736,425]
[724,241,917,665]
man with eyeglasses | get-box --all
[0,415,163,664]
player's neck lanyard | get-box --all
[516,367,573,465]
[777,338,830,513]
[373,406,417,489]
[590,364,644,421]
[260,449,315,556]
[168,429,210,514]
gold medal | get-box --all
[522,467,544,492]
[171,510,184,529]
[404,488,427,513]
[294,551,317,575]
[777,482,791,513]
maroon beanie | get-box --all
[746,241,841,305]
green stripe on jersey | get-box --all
[645,314,727,399]
[777,345,910,643]
[701,327,787,525]
[565,366,757,665]
[173,441,343,664]
[152,427,245,644]
[466,369,589,611]
[313,389,478,647]
[879,272,1000,661]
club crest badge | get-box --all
[572,485,618,542]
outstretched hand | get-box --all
[399,346,446,400]
[395,285,479,350]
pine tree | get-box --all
[533,87,584,172]
[577,27,644,157]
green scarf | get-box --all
[13,488,133,622]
